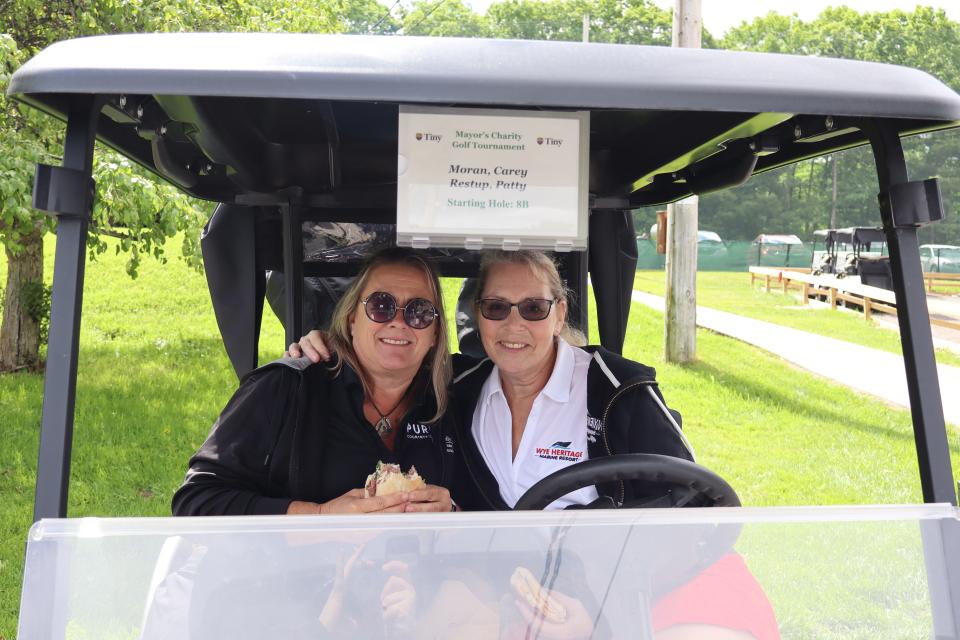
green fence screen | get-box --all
[636,240,815,271]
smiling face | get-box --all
[350,264,438,384]
[477,261,567,381]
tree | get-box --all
[487,0,675,45]
[696,7,960,245]
[401,0,491,37]
[0,0,387,372]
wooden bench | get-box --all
[749,267,814,303]
[924,272,960,293]
[748,266,960,331]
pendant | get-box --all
[375,416,393,436]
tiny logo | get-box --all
[551,441,572,449]
[537,137,544,145]
[416,132,423,141]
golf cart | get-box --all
[832,227,892,289]
[751,233,805,268]
[811,226,893,289]
[9,34,960,638]
[811,228,838,274]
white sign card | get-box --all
[396,106,589,251]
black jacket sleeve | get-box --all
[626,384,694,462]
[172,368,300,516]
[602,382,695,506]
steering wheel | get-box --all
[513,453,740,511]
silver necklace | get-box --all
[368,392,407,437]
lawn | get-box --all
[1,241,958,638]
[634,270,960,368]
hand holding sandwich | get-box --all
[288,462,453,514]
[288,489,410,515]
[365,461,454,513]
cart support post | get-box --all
[280,190,304,349]
[864,119,959,640]
[559,250,589,336]
[589,210,638,353]
[863,119,954,506]
[33,97,100,522]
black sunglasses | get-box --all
[361,291,437,330]
[478,298,556,321]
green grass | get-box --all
[634,270,960,369]
[1,242,958,638]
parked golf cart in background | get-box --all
[751,233,808,268]
[811,228,838,274]
[8,33,960,638]
[811,226,892,289]
[833,227,892,289]
[921,244,960,273]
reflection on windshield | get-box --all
[19,507,955,640]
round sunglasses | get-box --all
[477,298,556,321]
[360,291,437,330]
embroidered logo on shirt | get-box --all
[444,435,455,453]
[535,441,584,462]
[406,422,432,440]
[586,415,603,444]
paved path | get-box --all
[632,291,960,427]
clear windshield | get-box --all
[18,505,960,640]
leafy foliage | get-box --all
[0,0,392,366]
[687,7,960,245]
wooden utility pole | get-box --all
[664,0,701,364]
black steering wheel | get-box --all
[513,453,740,511]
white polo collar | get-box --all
[479,338,573,405]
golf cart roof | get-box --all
[10,31,960,521]
[753,234,803,245]
[12,33,960,637]
[835,227,886,246]
[9,33,960,206]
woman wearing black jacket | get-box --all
[173,247,456,517]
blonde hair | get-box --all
[476,250,587,347]
[327,247,451,423]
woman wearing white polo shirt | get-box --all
[450,250,695,511]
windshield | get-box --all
[19,505,959,639]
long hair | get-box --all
[476,250,587,347]
[326,247,451,423]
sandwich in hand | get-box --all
[364,461,426,498]
[510,566,567,623]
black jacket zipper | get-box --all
[455,413,501,510]
[600,380,656,506]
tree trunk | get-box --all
[0,225,44,372]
